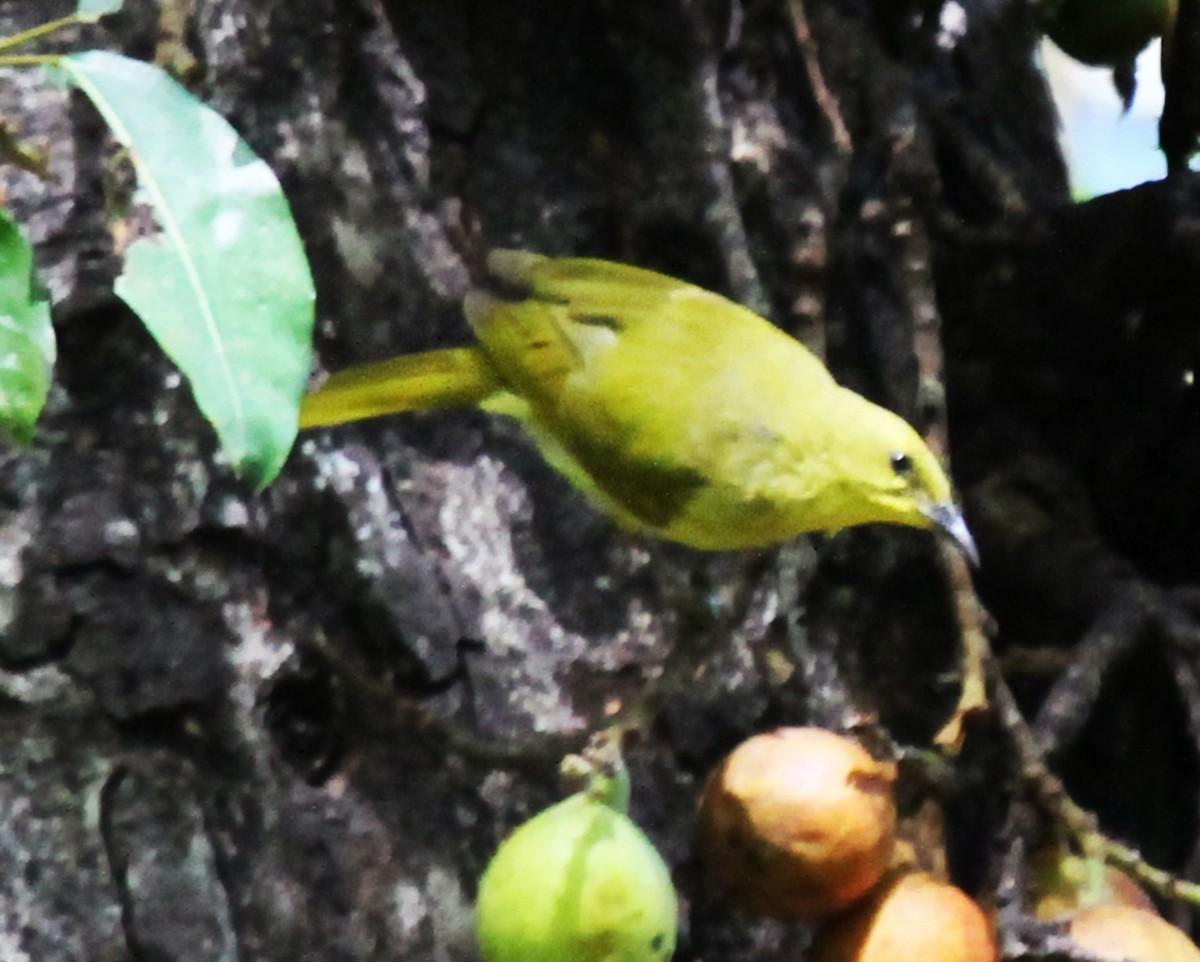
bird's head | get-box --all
[824,392,978,563]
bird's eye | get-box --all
[890,451,914,477]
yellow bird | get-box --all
[300,250,976,559]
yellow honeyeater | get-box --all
[300,250,976,560]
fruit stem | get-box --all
[586,764,632,813]
[562,729,632,814]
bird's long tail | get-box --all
[298,346,501,428]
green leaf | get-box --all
[76,0,124,20]
[0,209,54,445]
[59,51,315,486]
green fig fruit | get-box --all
[475,792,678,962]
[1042,0,1171,67]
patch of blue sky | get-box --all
[1039,39,1193,199]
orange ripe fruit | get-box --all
[808,870,996,962]
[1069,904,1200,962]
[695,727,897,919]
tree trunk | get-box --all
[3,0,1198,959]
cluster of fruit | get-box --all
[696,728,992,962]
[472,726,1200,961]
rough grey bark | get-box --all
[3,0,1200,959]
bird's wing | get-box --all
[465,252,713,396]
[465,251,826,532]
[466,250,794,405]
[466,290,710,528]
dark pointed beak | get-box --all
[925,502,979,566]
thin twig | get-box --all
[934,543,991,751]
[990,656,1200,907]
[786,0,852,157]
[1031,583,1152,759]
